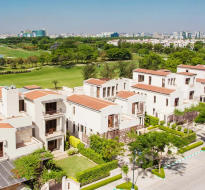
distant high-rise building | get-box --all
[18,29,46,37]
[110,32,119,38]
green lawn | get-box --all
[56,155,96,177]
[0,45,47,58]
[0,66,84,88]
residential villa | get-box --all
[0,64,205,161]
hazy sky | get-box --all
[1,0,204,34]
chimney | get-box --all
[2,85,19,118]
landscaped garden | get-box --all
[55,155,96,177]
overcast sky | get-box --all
[1,0,204,34]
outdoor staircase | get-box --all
[52,150,68,160]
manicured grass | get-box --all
[55,155,96,177]
[116,182,138,190]
[0,66,84,88]
[0,45,47,58]
[81,174,122,190]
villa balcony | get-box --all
[45,130,64,140]
[43,108,64,119]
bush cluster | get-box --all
[201,147,205,151]
[77,143,105,164]
[67,148,78,155]
[179,141,203,153]
[81,174,122,190]
[151,168,165,178]
[0,70,31,75]
[158,125,185,136]
[76,160,118,185]
[116,182,138,190]
[145,115,159,126]
[69,136,80,148]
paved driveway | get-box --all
[97,147,205,190]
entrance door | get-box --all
[48,140,57,152]
[0,142,3,157]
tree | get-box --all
[90,135,124,161]
[82,64,97,80]
[100,63,115,79]
[129,131,185,170]
[122,165,129,181]
[139,53,165,70]
[52,80,59,89]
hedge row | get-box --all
[158,125,185,137]
[201,147,205,151]
[116,182,138,190]
[69,136,80,148]
[147,126,158,130]
[179,141,203,153]
[77,143,105,164]
[158,125,196,145]
[81,174,122,190]
[76,160,118,185]
[151,168,165,178]
[0,70,31,75]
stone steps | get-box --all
[52,150,68,160]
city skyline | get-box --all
[1,0,205,34]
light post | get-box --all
[131,149,137,190]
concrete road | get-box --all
[97,147,205,190]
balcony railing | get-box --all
[45,128,56,136]
[43,108,63,116]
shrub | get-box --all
[148,115,159,126]
[77,143,105,164]
[116,182,138,190]
[184,128,188,133]
[182,132,196,145]
[69,136,80,148]
[81,174,122,190]
[177,126,182,131]
[179,141,203,153]
[171,123,177,130]
[151,168,165,178]
[201,147,205,151]
[160,120,165,126]
[76,160,118,185]
[67,148,78,156]
[147,126,158,130]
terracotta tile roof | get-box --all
[117,91,136,99]
[85,78,107,86]
[0,123,14,129]
[196,78,205,84]
[134,68,170,76]
[132,83,175,95]
[177,72,197,76]
[178,64,205,71]
[24,85,41,90]
[24,90,58,101]
[67,94,115,111]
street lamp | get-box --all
[131,149,137,190]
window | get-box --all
[46,119,57,135]
[204,87,205,93]
[186,70,189,72]
[174,98,179,107]
[107,87,110,97]
[97,87,100,98]
[168,79,170,85]
[162,78,165,87]
[112,86,115,96]
[73,123,75,133]
[138,75,145,82]
[73,106,75,115]
[19,100,25,112]
[166,98,168,106]
[81,125,84,132]
[116,84,118,92]
[46,102,57,114]
[103,88,106,97]
[124,83,126,90]
[153,108,155,115]
[185,78,190,85]
[154,96,156,103]
[149,76,152,85]
[189,91,194,100]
